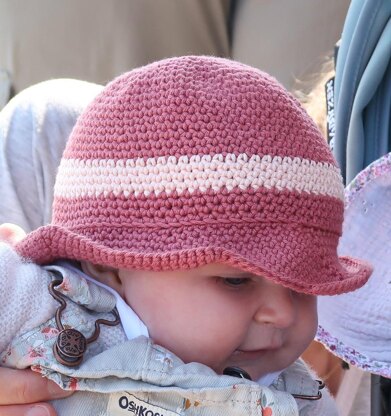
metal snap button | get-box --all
[49,279,120,367]
[53,328,87,367]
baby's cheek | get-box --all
[153,324,237,368]
[297,298,318,349]
[307,298,318,335]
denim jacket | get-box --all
[0,251,336,416]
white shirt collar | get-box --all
[57,261,149,340]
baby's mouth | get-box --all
[231,348,270,360]
[233,332,284,360]
[231,342,282,360]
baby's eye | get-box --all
[222,277,251,287]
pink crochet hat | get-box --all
[16,56,371,295]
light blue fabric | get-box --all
[333,0,391,183]
[0,259,327,415]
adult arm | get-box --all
[0,79,101,232]
[0,224,73,415]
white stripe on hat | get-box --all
[54,153,344,200]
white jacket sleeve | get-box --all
[0,79,101,232]
[0,242,58,353]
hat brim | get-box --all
[317,153,391,377]
[317,325,391,378]
[16,221,371,296]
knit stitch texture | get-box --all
[16,56,372,295]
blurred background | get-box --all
[0,0,349,103]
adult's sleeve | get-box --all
[0,242,59,353]
[0,79,101,231]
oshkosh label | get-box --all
[108,393,180,416]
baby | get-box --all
[0,56,371,415]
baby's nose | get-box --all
[253,282,296,329]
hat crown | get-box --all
[54,56,343,232]
[62,56,335,164]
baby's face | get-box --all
[115,263,317,380]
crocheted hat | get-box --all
[317,153,391,377]
[16,56,371,295]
